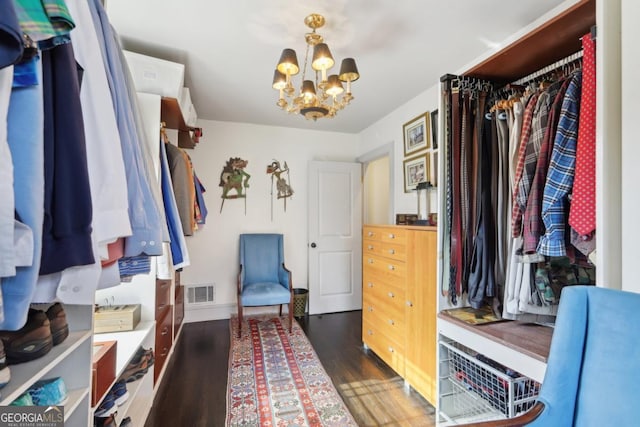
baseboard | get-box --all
[184,304,288,323]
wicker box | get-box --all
[94,304,141,333]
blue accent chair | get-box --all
[237,233,293,338]
[462,285,640,427]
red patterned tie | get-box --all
[569,34,596,235]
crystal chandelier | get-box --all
[272,13,360,121]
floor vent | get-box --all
[187,284,215,305]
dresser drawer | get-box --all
[379,228,407,245]
[363,295,405,340]
[363,226,383,242]
[363,240,407,262]
[364,254,406,281]
[362,319,405,375]
[156,279,172,320]
[363,282,405,321]
[154,304,173,383]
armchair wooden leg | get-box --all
[288,303,293,334]
[279,304,283,317]
[238,304,243,339]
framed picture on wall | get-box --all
[403,152,430,193]
[403,112,431,156]
[430,110,439,150]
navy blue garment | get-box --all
[0,1,23,69]
[39,42,94,275]
[194,172,208,225]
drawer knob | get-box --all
[388,265,395,271]
[388,249,395,254]
[388,347,394,353]
[368,306,373,312]
[367,282,373,288]
[389,233,395,239]
[388,319,395,326]
[368,259,374,264]
[368,231,374,237]
[368,245,374,250]
[388,292,394,298]
[406,301,413,307]
[162,327,169,335]
[367,329,373,335]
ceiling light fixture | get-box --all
[272,13,360,121]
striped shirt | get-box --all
[538,71,582,256]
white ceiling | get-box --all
[105,0,568,134]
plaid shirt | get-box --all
[13,0,74,44]
[538,72,582,256]
[522,78,571,254]
[511,92,540,237]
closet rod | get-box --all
[512,50,583,86]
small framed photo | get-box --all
[430,110,439,150]
[403,153,430,193]
[403,112,430,156]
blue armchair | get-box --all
[463,285,640,427]
[237,233,293,338]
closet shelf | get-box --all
[65,388,91,422]
[160,97,199,149]
[0,329,93,405]
[465,0,595,82]
[94,320,155,376]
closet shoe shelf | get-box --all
[94,320,155,375]
[0,329,92,405]
[65,388,91,422]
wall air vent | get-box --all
[186,284,215,305]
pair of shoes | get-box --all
[111,380,129,406]
[28,377,68,406]
[0,309,53,364]
[0,340,10,388]
[94,413,117,427]
[46,303,69,346]
[94,391,117,417]
[95,379,129,418]
[121,347,154,383]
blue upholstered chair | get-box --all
[237,233,293,337]
[463,285,640,427]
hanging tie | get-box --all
[569,34,596,236]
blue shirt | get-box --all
[538,71,582,256]
[88,0,166,257]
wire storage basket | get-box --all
[439,338,540,423]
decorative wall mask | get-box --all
[266,159,293,220]
[219,157,251,213]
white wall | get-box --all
[182,120,359,320]
[364,156,389,224]
[358,85,440,218]
[620,0,640,293]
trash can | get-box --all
[292,288,309,318]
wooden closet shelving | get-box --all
[465,0,595,82]
[160,97,198,149]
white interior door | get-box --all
[308,161,362,314]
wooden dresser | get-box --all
[362,224,437,404]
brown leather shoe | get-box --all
[46,303,69,346]
[0,309,53,364]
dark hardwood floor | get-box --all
[145,311,435,427]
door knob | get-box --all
[310,242,317,248]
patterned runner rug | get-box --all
[226,316,357,426]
